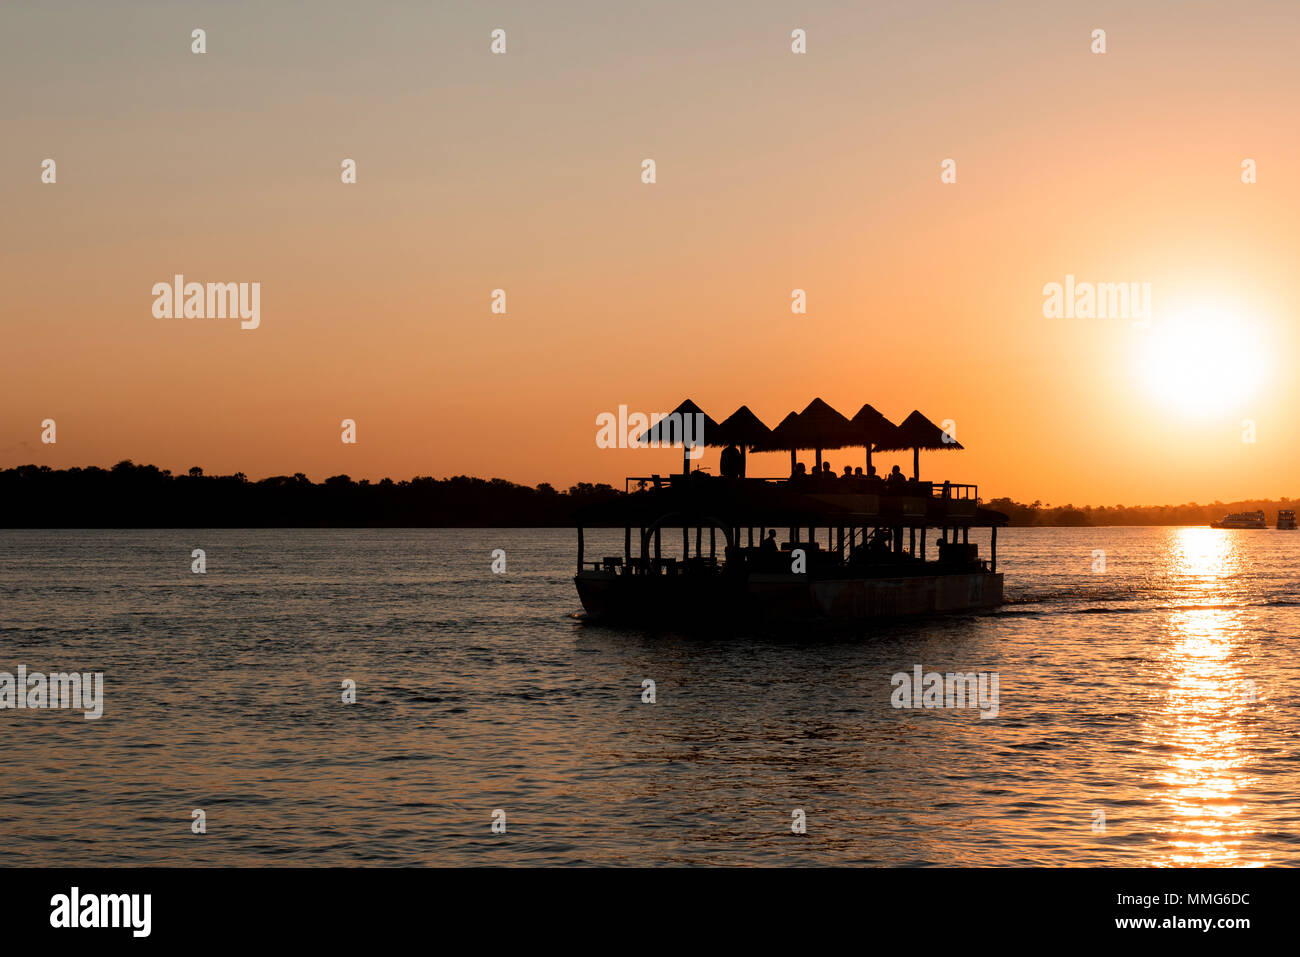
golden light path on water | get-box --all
[1151,528,1262,867]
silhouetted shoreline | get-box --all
[981,498,1298,527]
[0,462,619,528]
[0,462,1293,528]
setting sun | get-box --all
[1137,310,1269,417]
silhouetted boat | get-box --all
[1210,510,1267,529]
[573,401,1007,625]
[1278,509,1296,530]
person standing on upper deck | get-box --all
[719,444,742,479]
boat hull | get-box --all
[574,570,1003,624]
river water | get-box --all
[1,526,1297,866]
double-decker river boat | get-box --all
[573,471,1007,624]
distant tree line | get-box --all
[984,497,1297,527]
[0,462,621,527]
[0,462,1290,528]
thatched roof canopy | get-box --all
[872,409,963,452]
[753,398,855,452]
[848,403,897,446]
[634,399,721,446]
[633,399,722,475]
[714,405,771,449]
[767,411,798,437]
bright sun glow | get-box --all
[1137,309,1268,416]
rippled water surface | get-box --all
[1,527,1298,866]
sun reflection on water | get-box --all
[1150,528,1262,866]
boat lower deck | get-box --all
[572,472,1009,625]
[575,567,1003,623]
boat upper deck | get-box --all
[575,473,1008,530]
[575,398,1007,581]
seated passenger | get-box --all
[760,529,778,552]
[887,465,907,488]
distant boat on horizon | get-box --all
[1210,509,1267,529]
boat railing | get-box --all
[624,474,979,504]
[623,474,787,493]
[931,483,978,503]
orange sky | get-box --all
[4,2,1300,505]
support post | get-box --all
[577,527,584,572]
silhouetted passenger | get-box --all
[719,444,742,479]
[761,529,777,552]
[842,466,853,478]
[941,480,951,499]
[887,465,907,489]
